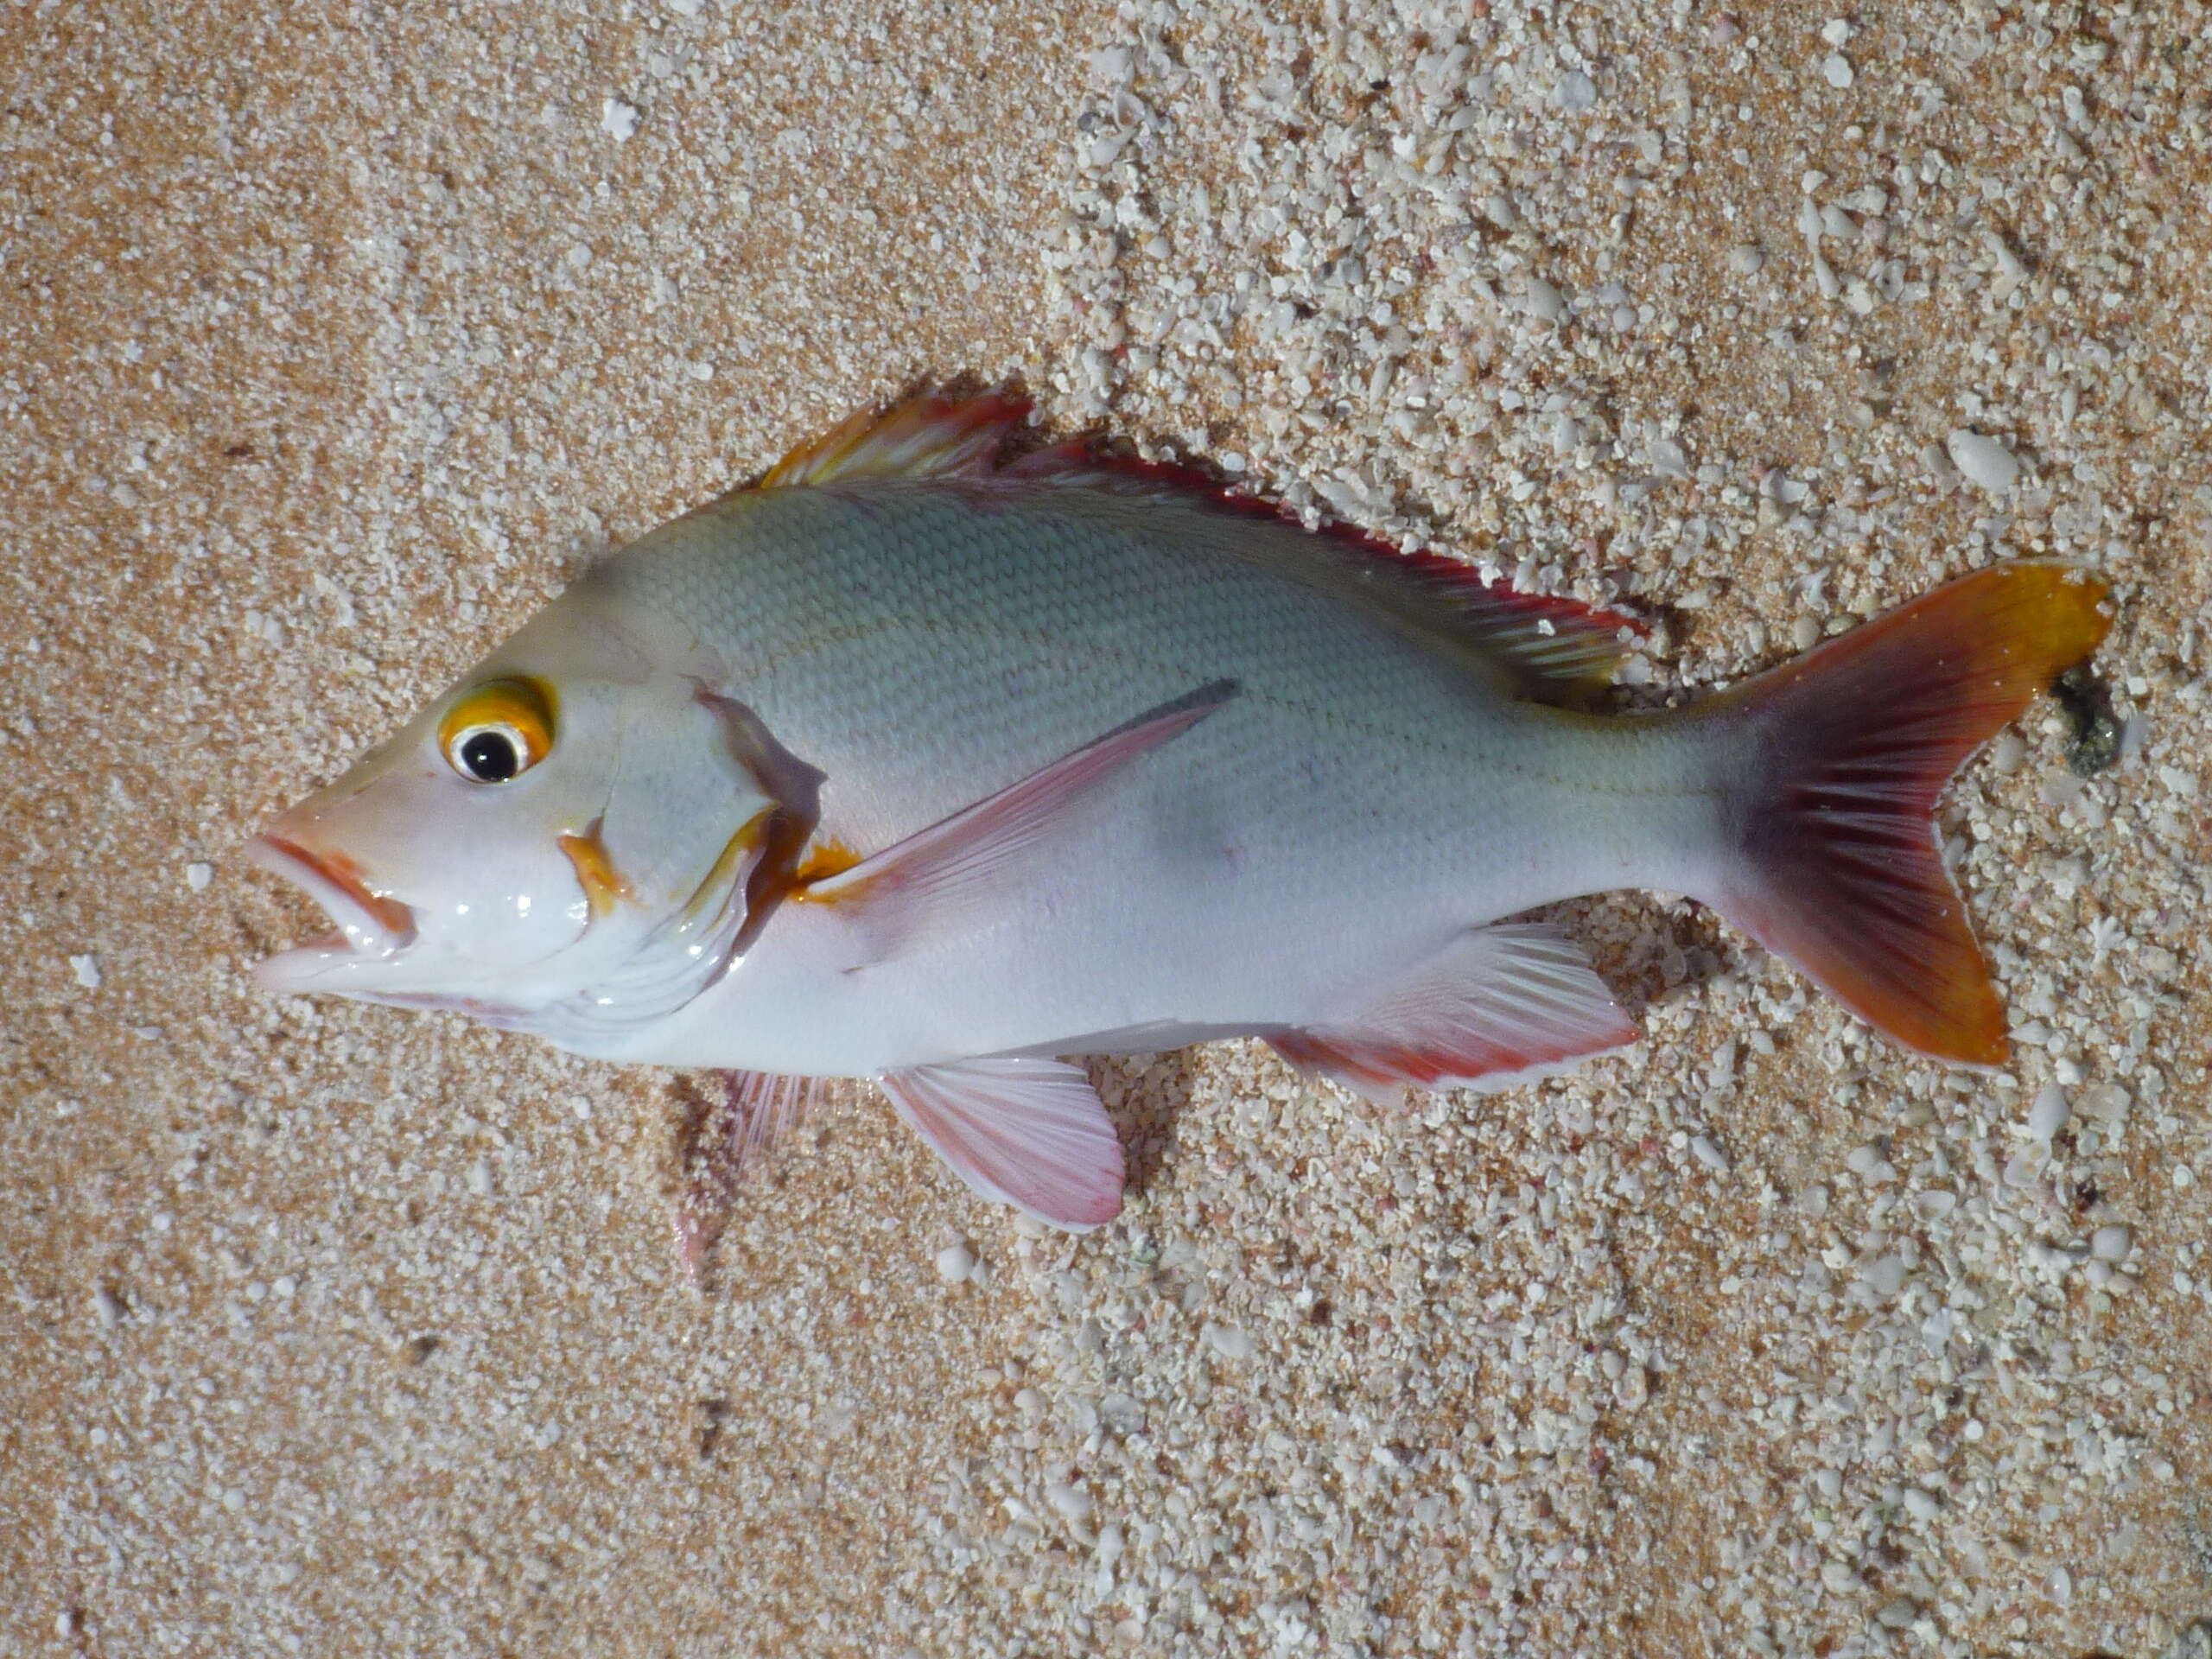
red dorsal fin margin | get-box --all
[1007,445,1643,706]
[756,389,1643,707]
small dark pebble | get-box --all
[2052,664,2120,776]
[695,1396,730,1459]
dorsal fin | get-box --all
[1006,446,1643,707]
[1312,537,1636,706]
[755,390,1642,707]
[755,391,1031,488]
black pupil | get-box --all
[459,729,521,783]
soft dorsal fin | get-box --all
[756,390,1643,706]
[1008,447,1641,705]
[1324,544,1637,706]
[755,391,1031,489]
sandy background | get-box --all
[4,0,2209,1654]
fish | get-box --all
[246,390,2112,1255]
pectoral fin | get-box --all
[879,1058,1124,1230]
[795,680,1236,961]
[1271,922,1637,1103]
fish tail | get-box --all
[1696,562,2110,1063]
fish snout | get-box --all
[245,830,420,974]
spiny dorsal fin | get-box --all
[755,391,1031,488]
[755,390,1642,706]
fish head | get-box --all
[246,587,809,1032]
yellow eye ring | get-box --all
[439,677,556,785]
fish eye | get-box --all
[451,725,525,783]
[438,677,556,785]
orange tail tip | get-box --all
[1706,563,2112,1065]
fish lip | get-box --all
[245,831,419,985]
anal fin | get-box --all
[1270,922,1637,1103]
[879,1058,1124,1230]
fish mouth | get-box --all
[245,831,419,989]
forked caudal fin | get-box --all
[1700,562,2111,1065]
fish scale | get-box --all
[607,482,1673,867]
